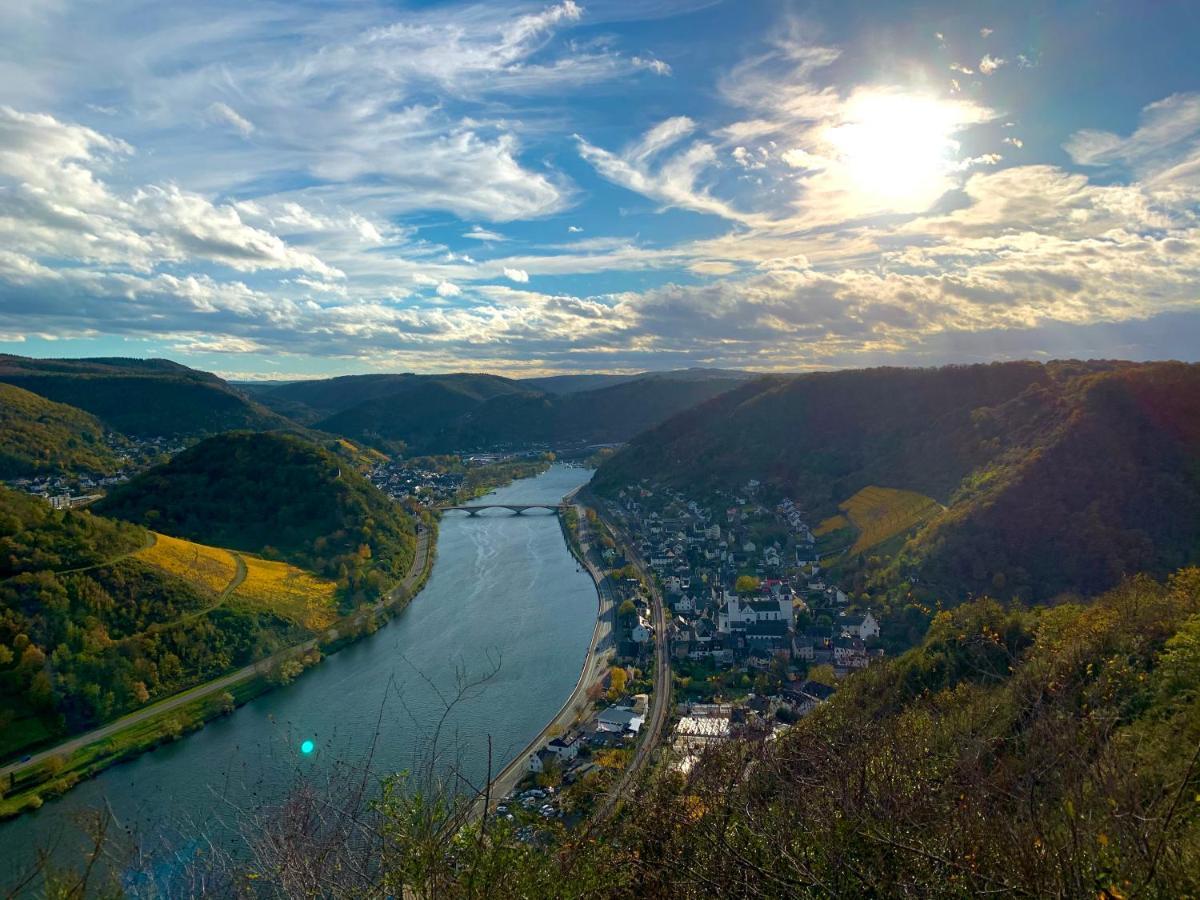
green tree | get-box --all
[806,663,837,686]
[735,575,760,594]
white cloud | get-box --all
[780,148,826,170]
[206,101,255,137]
[567,225,583,233]
[578,119,762,224]
[0,106,338,277]
[436,280,462,297]
[464,225,508,241]
[632,55,672,76]
[503,266,529,283]
[979,27,993,38]
[1065,93,1200,168]
[978,54,1006,75]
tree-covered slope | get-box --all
[314,379,520,453]
[260,372,535,424]
[95,432,417,599]
[0,355,291,437]
[594,361,1200,603]
[0,486,311,760]
[0,383,123,477]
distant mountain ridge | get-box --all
[304,374,744,458]
[593,360,1200,603]
[258,369,748,453]
[256,372,531,424]
[0,354,290,438]
[521,367,755,394]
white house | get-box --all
[717,590,793,634]
[528,748,556,773]
[841,610,880,641]
[632,614,652,643]
[546,734,580,762]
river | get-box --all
[0,464,597,886]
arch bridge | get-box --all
[439,503,567,517]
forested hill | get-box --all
[0,383,124,477]
[257,372,534,424]
[95,432,417,599]
[0,486,317,762]
[312,374,747,454]
[593,360,1200,602]
[0,355,290,437]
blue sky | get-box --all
[0,0,1198,378]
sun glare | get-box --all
[825,92,962,208]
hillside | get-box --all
[0,383,124,477]
[0,488,324,762]
[316,374,747,453]
[95,432,417,602]
[0,355,291,437]
[603,568,1200,897]
[258,372,534,424]
[594,361,1200,603]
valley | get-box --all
[1,355,1198,897]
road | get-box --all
[0,526,433,783]
[591,500,671,825]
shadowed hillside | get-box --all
[594,360,1200,602]
[0,355,291,437]
[310,373,747,453]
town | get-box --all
[508,476,886,822]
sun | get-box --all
[824,91,963,209]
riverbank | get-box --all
[479,492,615,810]
[0,521,437,821]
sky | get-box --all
[0,0,1198,379]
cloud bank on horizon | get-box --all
[0,0,1198,378]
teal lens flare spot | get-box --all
[300,739,315,755]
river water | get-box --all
[0,464,597,885]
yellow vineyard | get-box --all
[813,513,849,537]
[136,532,239,595]
[839,486,942,556]
[233,556,339,630]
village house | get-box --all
[840,610,880,641]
